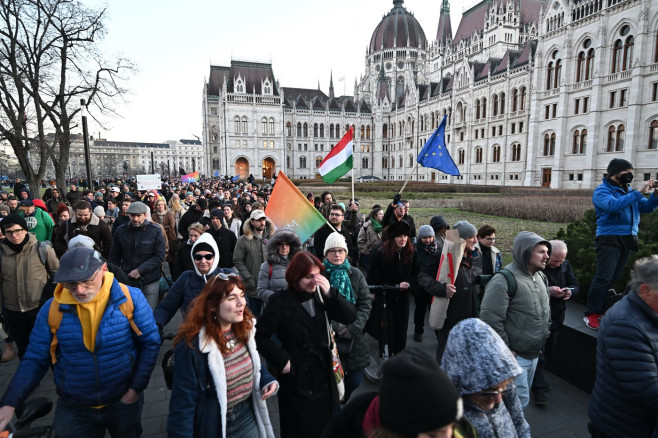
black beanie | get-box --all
[192,242,215,256]
[379,348,462,434]
[1,213,28,231]
[607,158,633,176]
[196,199,208,210]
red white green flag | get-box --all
[319,127,353,183]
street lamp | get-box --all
[80,99,93,189]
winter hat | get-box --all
[442,318,523,396]
[1,213,27,231]
[210,208,223,218]
[196,199,208,210]
[126,201,148,215]
[93,206,105,217]
[418,225,435,239]
[386,221,412,239]
[68,235,96,249]
[430,215,449,231]
[192,242,215,256]
[324,232,348,256]
[607,158,633,176]
[0,205,10,214]
[56,203,69,217]
[380,348,463,434]
[452,220,477,240]
[19,199,34,208]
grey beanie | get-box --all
[418,225,435,239]
[452,220,477,239]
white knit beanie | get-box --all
[324,232,349,256]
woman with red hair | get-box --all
[167,274,279,438]
[256,251,357,438]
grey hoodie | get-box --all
[442,318,530,438]
[480,231,551,359]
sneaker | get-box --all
[1,341,16,362]
[533,390,549,407]
[413,332,423,342]
[584,314,601,330]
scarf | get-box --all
[371,218,382,234]
[323,259,354,304]
[418,239,439,255]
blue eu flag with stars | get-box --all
[416,114,460,176]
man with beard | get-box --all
[313,204,355,261]
[54,200,113,258]
[109,201,166,309]
[233,209,275,318]
[18,200,54,242]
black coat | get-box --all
[543,260,578,330]
[207,226,237,269]
[313,224,355,262]
[108,221,166,285]
[256,287,357,438]
[178,209,203,241]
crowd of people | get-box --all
[0,156,653,438]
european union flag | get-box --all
[213,170,220,177]
[231,175,240,182]
[416,114,460,176]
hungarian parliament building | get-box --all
[202,0,658,189]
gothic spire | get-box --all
[329,70,335,99]
[436,0,453,43]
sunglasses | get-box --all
[207,271,239,288]
[479,387,512,398]
[193,253,214,261]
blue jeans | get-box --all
[586,242,630,315]
[53,394,143,438]
[225,398,257,438]
[514,356,538,409]
[247,296,263,318]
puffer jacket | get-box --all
[233,218,275,298]
[154,233,236,328]
[592,176,658,236]
[327,267,371,371]
[357,220,381,256]
[0,234,59,312]
[0,275,161,408]
[589,292,658,438]
[108,220,166,285]
[480,232,551,359]
[257,230,302,304]
[54,213,113,258]
[442,318,530,438]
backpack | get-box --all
[47,282,142,364]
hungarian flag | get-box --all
[265,171,327,243]
[319,127,353,183]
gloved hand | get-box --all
[393,193,401,204]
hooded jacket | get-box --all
[592,176,658,236]
[442,318,530,438]
[154,233,235,328]
[479,231,551,359]
[233,218,276,298]
[257,230,302,304]
[0,274,160,408]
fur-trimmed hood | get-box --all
[265,230,302,265]
[241,217,276,240]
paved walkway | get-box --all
[0,300,591,437]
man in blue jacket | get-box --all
[0,247,161,436]
[588,255,658,438]
[109,201,166,309]
[584,158,658,330]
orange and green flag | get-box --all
[265,171,327,243]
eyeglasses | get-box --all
[193,253,215,261]
[329,213,343,217]
[63,269,101,291]
[327,248,346,255]
[483,237,496,241]
[479,387,512,398]
[4,229,25,236]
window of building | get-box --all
[619,89,628,106]
[492,94,499,116]
[511,143,521,161]
[242,117,248,134]
[264,81,271,94]
[210,106,218,116]
[303,123,308,137]
[492,145,501,162]
[512,89,518,112]
[500,92,505,114]
[297,123,302,137]
[366,125,371,139]
[498,125,503,136]
[552,104,557,118]
[460,131,465,141]
[544,133,556,156]
[269,118,275,135]
[234,116,240,134]
[297,144,302,151]
[236,79,244,93]
[475,99,481,119]
[303,144,308,151]
[475,147,483,163]
[511,123,516,134]
[315,156,322,168]
[286,122,292,136]
[607,124,625,152]
[299,156,307,168]
[319,124,324,137]
[574,98,580,114]
[612,26,634,73]
[652,83,658,102]
[583,97,589,112]
[545,105,550,119]
[492,126,496,137]
[609,91,617,108]
[262,118,268,135]
[399,155,403,168]
[458,149,465,164]
[546,50,562,90]
[382,157,388,168]
[649,120,658,149]
[520,87,526,110]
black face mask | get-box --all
[619,172,634,185]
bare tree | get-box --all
[0,0,133,195]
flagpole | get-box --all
[351,128,355,203]
[398,161,420,196]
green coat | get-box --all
[21,208,54,242]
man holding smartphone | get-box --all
[531,239,578,407]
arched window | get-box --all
[362,157,369,169]
[616,124,625,151]
[236,79,244,93]
[546,50,561,89]
[456,102,464,122]
[492,145,501,162]
[346,124,351,134]
[286,122,292,136]
[519,87,526,110]
[623,36,634,71]
[577,51,586,82]
[612,39,623,73]
[382,156,388,168]
[320,124,324,138]
[399,155,403,168]
[649,120,658,149]
[360,125,365,139]
[297,123,302,137]
[269,118,275,135]
[511,143,521,161]
[572,130,580,154]
[330,124,335,138]
[383,124,388,139]
[366,125,371,139]
[586,48,595,80]
[475,99,481,119]
[475,147,483,163]
[511,89,518,112]
[550,133,556,155]
[303,123,308,137]
[408,154,413,167]
[234,116,241,134]
[607,126,616,152]
[262,118,267,135]
[500,93,506,114]
[242,117,248,133]
[544,133,555,156]
[580,129,587,154]
[458,149,465,164]
[313,124,319,138]
[315,156,322,168]
[546,61,554,89]
[431,112,435,129]
[391,156,395,168]
[263,81,271,94]
[482,99,487,118]
[299,156,306,168]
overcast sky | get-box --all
[85,0,472,143]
